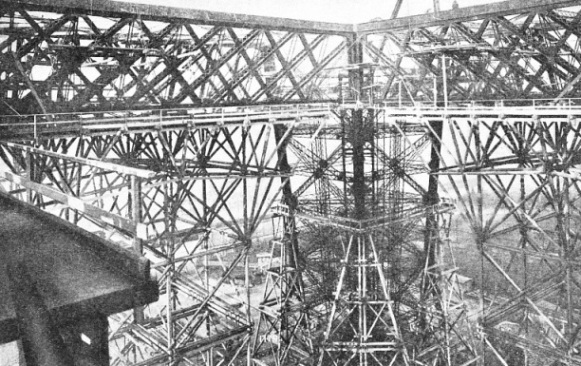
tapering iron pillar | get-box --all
[253,122,312,364]
[274,123,299,271]
[348,35,366,220]
[275,123,303,348]
[346,38,369,365]
[279,120,314,361]
[419,119,444,354]
[423,120,443,298]
[346,42,372,365]
[130,175,145,324]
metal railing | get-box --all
[0,103,335,140]
[375,97,581,112]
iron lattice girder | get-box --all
[4,0,579,37]
[5,0,581,115]
[447,21,551,96]
[0,6,350,114]
[357,0,581,34]
[364,4,581,101]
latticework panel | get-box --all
[0,1,350,115]
[363,4,581,104]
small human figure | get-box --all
[452,0,459,9]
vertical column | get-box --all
[441,55,448,108]
[347,38,368,365]
[346,36,367,364]
[555,123,573,353]
[164,180,176,364]
[25,149,33,204]
[423,120,443,297]
[420,119,444,352]
[130,175,145,323]
[274,124,299,269]
[348,35,366,220]
[202,175,214,366]
[131,176,143,254]
[275,121,309,361]
[475,122,485,366]
[516,122,529,362]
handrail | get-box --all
[0,103,336,140]
[375,97,581,111]
[0,102,334,120]
[2,142,156,179]
[271,197,454,231]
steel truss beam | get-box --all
[5,0,581,115]
[363,2,581,103]
[0,4,349,115]
[357,0,581,34]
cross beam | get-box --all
[6,0,353,35]
[10,0,579,38]
[357,0,581,34]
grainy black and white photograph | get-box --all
[0,0,580,365]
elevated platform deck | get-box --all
[0,192,158,344]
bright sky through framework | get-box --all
[118,0,501,23]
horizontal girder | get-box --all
[3,0,581,114]
[357,0,581,34]
[0,5,351,114]
[4,0,354,35]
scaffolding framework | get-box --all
[2,1,581,365]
